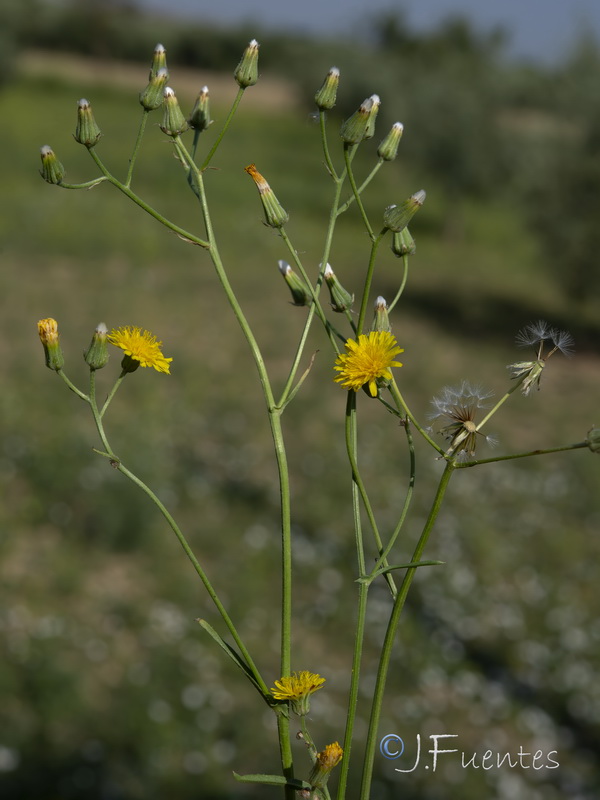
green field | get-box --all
[1,48,599,800]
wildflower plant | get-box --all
[36,40,598,800]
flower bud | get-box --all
[383,190,426,233]
[160,87,189,136]
[315,67,340,110]
[74,98,102,148]
[324,263,354,312]
[391,227,416,257]
[188,86,212,131]
[139,67,169,111]
[149,43,168,80]
[587,427,600,454]
[245,163,289,228]
[378,121,404,161]
[84,322,109,370]
[37,318,64,371]
[371,296,391,333]
[234,39,259,88]
[308,743,343,790]
[278,260,311,306]
[340,95,380,144]
[39,145,65,184]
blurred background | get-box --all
[1,1,600,798]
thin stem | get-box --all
[372,419,416,574]
[56,369,90,403]
[355,232,385,335]
[387,254,409,312]
[125,109,150,187]
[336,160,384,216]
[336,393,368,799]
[319,110,338,181]
[100,372,127,418]
[343,144,374,240]
[476,376,526,430]
[200,87,246,171]
[60,177,108,190]
[388,378,446,456]
[359,461,455,800]
[86,147,209,247]
[117,458,269,695]
[455,440,589,468]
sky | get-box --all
[135,0,600,63]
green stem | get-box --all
[359,461,455,800]
[176,135,295,796]
[86,147,209,247]
[387,254,409,312]
[117,458,269,695]
[336,393,369,799]
[200,87,246,171]
[56,369,90,403]
[388,378,446,456]
[100,372,127,418]
[455,440,589,468]
[125,109,149,187]
[371,419,416,575]
[319,110,338,181]
[355,232,385,335]
[476,376,526,430]
[343,144,374,240]
[336,160,384,216]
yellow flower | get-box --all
[309,742,343,789]
[271,671,325,716]
[334,331,403,397]
[108,326,172,374]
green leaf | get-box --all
[233,772,311,790]
[357,560,445,584]
[196,618,265,695]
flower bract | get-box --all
[108,326,172,374]
[334,331,403,397]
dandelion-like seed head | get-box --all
[509,320,574,395]
[108,326,172,374]
[271,671,325,716]
[429,381,495,458]
[334,331,403,397]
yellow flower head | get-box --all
[309,742,343,789]
[271,671,325,716]
[334,331,403,397]
[108,326,172,374]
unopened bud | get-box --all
[371,296,391,333]
[188,86,212,131]
[160,87,189,136]
[391,227,416,257]
[74,98,102,148]
[309,743,343,791]
[278,260,310,306]
[139,67,169,111]
[149,43,168,80]
[315,67,340,110]
[37,317,64,371]
[84,322,109,370]
[587,427,600,454]
[378,122,404,161]
[245,163,289,228]
[234,39,259,88]
[39,145,65,184]
[383,190,426,233]
[324,263,354,312]
[340,95,380,144]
